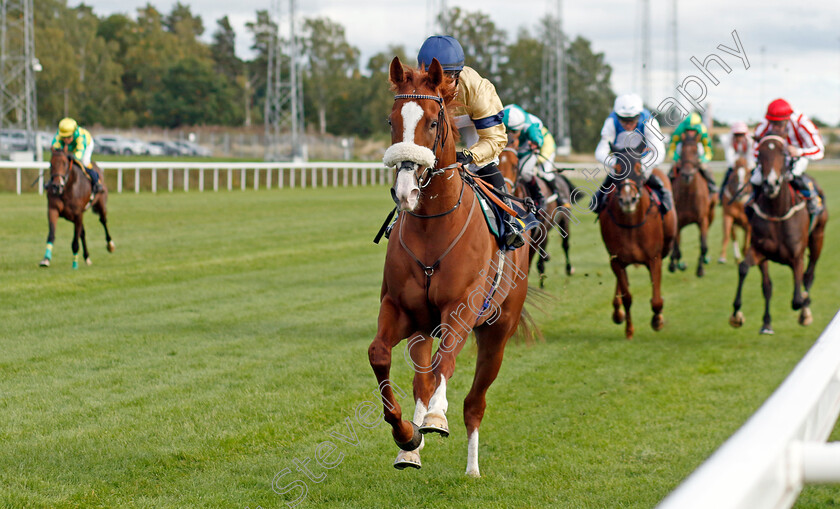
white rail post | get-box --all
[227,168,232,191]
[168,168,174,192]
[151,168,157,193]
[279,168,284,189]
[213,168,219,192]
[266,167,272,189]
[254,168,259,190]
[199,168,204,192]
[118,168,124,193]
[343,168,348,186]
[134,168,140,193]
[290,168,295,188]
[240,167,246,190]
[322,167,327,188]
[15,167,20,195]
[184,168,189,192]
[38,171,43,195]
[332,167,338,187]
[301,167,306,189]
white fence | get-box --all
[0,162,395,195]
[658,310,840,509]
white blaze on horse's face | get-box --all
[383,101,437,212]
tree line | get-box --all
[34,2,616,152]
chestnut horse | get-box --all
[40,150,114,268]
[729,135,828,334]
[599,142,677,339]
[718,156,752,264]
[669,129,716,277]
[369,57,532,477]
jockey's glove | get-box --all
[456,150,474,166]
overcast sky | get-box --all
[79,0,840,126]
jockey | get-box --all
[667,111,717,195]
[501,104,563,209]
[592,93,670,214]
[718,121,755,200]
[750,98,824,217]
[418,35,524,248]
[51,117,102,194]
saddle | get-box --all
[463,172,540,251]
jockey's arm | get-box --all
[794,114,825,161]
[456,67,506,167]
[699,127,713,162]
[643,117,667,169]
[594,117,615,166]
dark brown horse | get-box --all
[599,142,677,339]
[718,156,752,264]
[669,129,716,277]
[40,150,114,268]
[729,135,828,334]
[369,57,533,477]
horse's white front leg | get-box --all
[420,377,449,436]
[465,429,480,477]
[394,399,427,469]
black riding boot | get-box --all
[699,166,718,195]
[646,174,673,214]
[524,177,544,209]
[591,174,618,213]
[88,169,103,194]
[719,167,733,201]
[477,163,525,249]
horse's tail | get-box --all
[512,285,555,345]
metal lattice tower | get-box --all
[540,0,570,153]
[668,0,678,91]
[426,0,448,36]
[0,0,38,157]
[264,0,305,162]
[640,0,651,107]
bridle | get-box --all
[392,93,458,189]
[48,152,76,195]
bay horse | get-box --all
[369,57,532,477]
[40,149,115,268]
[729,135,828,334]
[718,156,752,264]
[501,137,575,287]
[668,129,716,277]
[599,142,677,339]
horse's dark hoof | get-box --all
[539,273,546,289]
[107,241,115,253]
[696,266,704,278]
[566,265,574,276]
[729,311,744,328]
[394,422,423,451]
[760,326,774,335]
[668,261,676,273]
[799,308,813,326]
[612,309,625,324]
[39,258,50,268]
[651,314,665,331]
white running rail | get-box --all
[658,310,840,509]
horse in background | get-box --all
[599,142,677,339]
[729,135,828,334]
[369,57,533,477]
[669,129,716,277]
[718,156,752,264]
[40,150,114,268]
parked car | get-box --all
[148,140,182,156]
[0,129,32,152]
[172,140,213,157]
[95,134,149,155]
[145,142,165,156]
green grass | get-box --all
[1,171,838,508]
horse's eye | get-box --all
[430,121,438,129]
[387,118,392,126]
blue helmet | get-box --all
[417,35,464,71]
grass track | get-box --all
[1,171,839,508]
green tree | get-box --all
[151,58,242,127]
[300,17,359,134]
[498,29,543,110]
[565,36,615,152]
[211,16,241,82]
[441,7,507,82]
[244,10,276,125]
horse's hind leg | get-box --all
[394,332,436,470]
[669,231,685,272]
[610,258,633,339]
[561,220,574,276]
[719,214,733,263]
[71,220,83,269]
[649,256,665,331]
[697,219,709,277]
[94,199,115,252]
[80,225,92,266]
[464,321,512,477]
[611,279,625,324]
[758,259,774,335]
[730,249,756,328]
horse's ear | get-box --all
[426,58,444,89]
[389,56,405,85]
